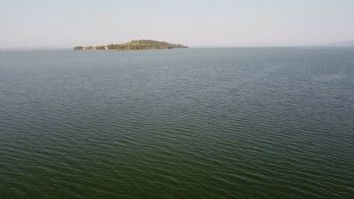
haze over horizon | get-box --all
[1,0,354,48]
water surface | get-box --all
[0,48,354,198]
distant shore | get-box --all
[74,40,187,51]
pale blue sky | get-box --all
[1,0,354,48]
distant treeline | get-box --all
[74,40,187,51]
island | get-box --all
[74,40,188,51]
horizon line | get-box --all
[1,45,354,51]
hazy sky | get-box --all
[1,0,354,48]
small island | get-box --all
[74,40,187,51]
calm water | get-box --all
[0,48,354,198]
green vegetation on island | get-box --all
[74,40,187,51]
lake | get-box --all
[0,48,353,198]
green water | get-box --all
[0,48,353,198]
